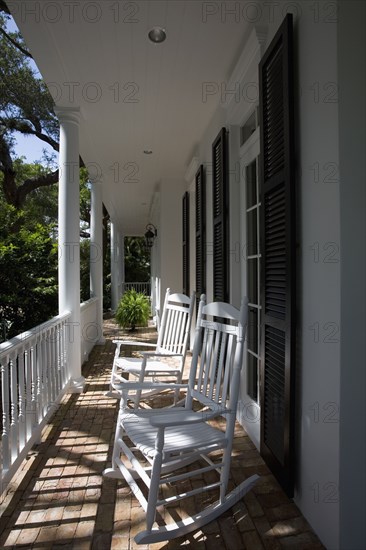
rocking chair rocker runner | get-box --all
[103,295,260,544]
[107,288,195,405]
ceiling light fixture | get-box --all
[148,27,166,44]
[144,149,153,155]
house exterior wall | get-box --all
[291,6,340,548]
[338,2,366,548]
[183,4,348,548]
[158,179,187,314]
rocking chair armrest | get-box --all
[113,340,156,348]
[149,409,228,428]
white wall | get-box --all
[159,178,187,313]
[338,2,366,549]
[292,6,340,548]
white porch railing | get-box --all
[80,297,100,363]
[122,282,151,296]
[0,311,71,492]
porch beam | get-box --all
[55,106,85,392]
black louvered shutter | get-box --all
[259,14,296,497]
[195,165,206,310]
[182,191,190,295]
[212,128,229,302]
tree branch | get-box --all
[0,27,33,59]
[0,117,59,151]
[0,0,10,15]
[0,132,17,204]
[16,170,59,207]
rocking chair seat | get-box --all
[122,410,227,459]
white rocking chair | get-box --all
[107,288,195,406]
[103,295,260,544]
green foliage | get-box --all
[0,202,58,341]
[124,236,150,282]
[115,290,150,331]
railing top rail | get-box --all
[0,310,71,358]
[80,296,99,312]
[124,282,150,285]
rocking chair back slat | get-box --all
[157,294,192,355]
[207,330,224,400]
[192,316,239,408]
[221,333,236,404]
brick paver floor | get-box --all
[0,317,325,549]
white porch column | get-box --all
[90,181,105,343]
[111,222,124,311]
[56,106,85,392]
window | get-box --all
[240,107,259,147]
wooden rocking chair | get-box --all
[103,295,260,544]
[107,288,195,406]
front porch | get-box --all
[0,319,323,549]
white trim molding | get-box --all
[185,156,200,183]
[224,27,267,125]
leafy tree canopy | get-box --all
[124,237,150,282]
[0,12,61,207]
[0,172,58,341]
[0,162,93,341]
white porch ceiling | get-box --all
[11,0,252,235]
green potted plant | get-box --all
[115,289,150,331]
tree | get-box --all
[0,12,61,207]
[124,237,150,282]
[0,191,58,341]
[0,161,94,341]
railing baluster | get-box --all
[41,334,48,418]
[1,356,10,470]
[29,346,36,433]
[25,346,33,440]
[36,339,42,424]
[10,355,19,463]
[46,329,52,411]
[122,282,151,296]
[60,320,66,386]
[55,327,59,397]
[49,328,54,404]
[18,350,26,450]
[53,326,59,399]
[56,326,61,394]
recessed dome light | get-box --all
[148,27,166,44]
[144,149,153,155]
